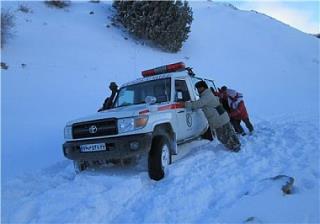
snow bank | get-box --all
[3,115,319,223]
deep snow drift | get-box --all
[3,115,319,223]
[1,1,319,223]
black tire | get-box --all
[148,135,172,181]
[73,160,88,174]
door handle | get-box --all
[178,110,185,113]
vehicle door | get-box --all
[186,77,208,136]
[204,79,218,92]
[174,79,194,141]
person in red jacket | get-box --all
[219,86,254,135]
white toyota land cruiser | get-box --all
[63,62,217,180]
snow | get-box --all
[1,1,319,223]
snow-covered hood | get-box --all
[66,104,148,126]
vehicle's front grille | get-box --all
[72,118,117,139]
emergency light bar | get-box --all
[142,62,185,77]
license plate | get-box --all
[80,143,106,152]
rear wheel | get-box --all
[148,135,172,181]
[201,126,214,141]
[73,160,88,173]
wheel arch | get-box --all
[152,123,178,155]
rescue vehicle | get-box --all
[63,62,217,180]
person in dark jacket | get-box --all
[98,82,118,112]
[181,81,241,151]
[219,86,254,135]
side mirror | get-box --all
[176,91,184,102]
[145,96,157,105]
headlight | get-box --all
[117,116,148,133]
[64,125,73,139]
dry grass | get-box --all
[18,4,32,13]
[44,1,71,9]
[1,10,15,48]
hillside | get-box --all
[1,1,319,223]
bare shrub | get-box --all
[18,4,32,13]
[1,10,15,48]
[44,1,71,9]
[1,62,9,70]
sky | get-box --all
[226,0,319,34]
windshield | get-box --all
[114,78,171,108]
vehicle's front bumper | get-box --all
[63,133,152,161]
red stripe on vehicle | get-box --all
[158,103,184,111]
[139,103,184,114]
[139,109,150,114]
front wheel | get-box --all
[148,136,172,181]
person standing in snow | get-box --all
[219,86,254,135]
[98,82,118,112]
[181,81,241,152]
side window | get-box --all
[191,77,202,99]
[204,79,216,91]
[175,80,191,102]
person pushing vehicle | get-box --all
[181,81,241,152]
[219,86,254,136]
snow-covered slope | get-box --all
[2,1,319,223]
[3,115,319,223]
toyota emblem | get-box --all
[89,125,98,134]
